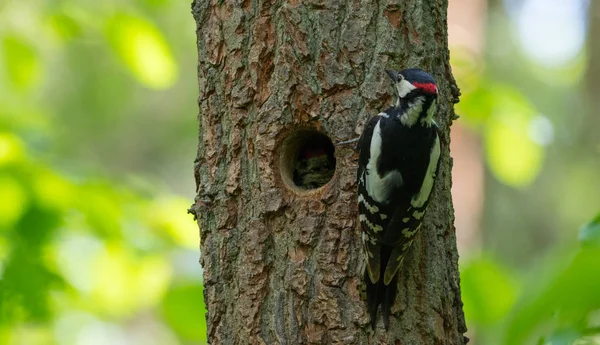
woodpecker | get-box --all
[357,68,441,330]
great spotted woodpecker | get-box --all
[357,68,441,329]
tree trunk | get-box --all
[190,0,467,344]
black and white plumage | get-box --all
[357,68,441,330]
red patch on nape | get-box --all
[413,82,437,95]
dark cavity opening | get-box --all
[280,130,336,192]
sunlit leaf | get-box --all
[77,183,123,238]
[90,243,140,317]
[90,243,171,317]
[105,13,177,89]
[579,213,600,249]
[456,85,495,126]
[450,48,485,101]
[484,86,544,187]
[1,35,42,90]
[162,283,207,342]
[461,257,518,325]
[0,327,8,343]
[32,170,75,212]
[148,197,199,249]
[0,133,25,165]
[48,13,82,41]
[0,325,54,345]
[0,237,8,262]
[135,255,172,309]
[0,175,28,229]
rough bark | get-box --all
[190,0,466,344]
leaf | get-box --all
[0,175,28,229]
[77,182,124,238]
[161,283,207,342]
[105,13,177,89]
[90,243,171,318]
[1,35,41,90]
[48,13,82,40]
[504,249,600,345]
[484,86,544,188]
[579,213,600,249]
[461,257,519,326]
[147,197,199,249]
[32,169,76,212]
[1,206,65,323]
[0,133,25,165]
[456,85,495,126]
[544,329,581,345]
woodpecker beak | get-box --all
[385,70,399,83]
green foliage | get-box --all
[454,61,545,188]
[1,35,41,91]
[0,133,206,342]
[461,257,518,325]
[504,246,600,345]
[483,87,544,188]
[0,0,204,344]
[453,31,599,345]
[162,283,207,342]
[579,213,600,249]
[105,12,178,89]
[461,212,600,345]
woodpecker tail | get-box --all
[365,268,382,329]
[365,246,398,330]
[382,274,398,329]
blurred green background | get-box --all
[0,0,598,344]
[0,0,205,344]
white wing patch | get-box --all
[359,214,383,233]
[358,194,379,213]
[413,209,426,219]
[411,134,441,208]
[401,227,418,237]
[365,120,403,204]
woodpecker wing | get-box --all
[381,129,441,285]
[357,115,389,284]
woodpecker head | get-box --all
[385,68,438,127]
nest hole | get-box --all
[280,130,336,192]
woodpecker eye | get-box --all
[397,74,404,82]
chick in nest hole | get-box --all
[293,146,335,189]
